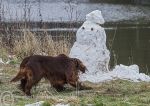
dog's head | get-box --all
[72,58,88,73]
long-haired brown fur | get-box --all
[11,54,87,96]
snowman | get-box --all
[69,10,110,82]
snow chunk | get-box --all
[110,64,150,82]
[25,101,44,106]
[0,58,5,64]
[55,104,69,106]
[25,101,70,106]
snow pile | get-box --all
[109,64,150,82]
[70,10,150,83]
[80,64,150,83]
[55,104,69,106]
[0,58,5,64]
[25,101,44,106]
[25,101,69,106]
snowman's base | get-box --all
[79,64,150,83]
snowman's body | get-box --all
[69,10,110,82]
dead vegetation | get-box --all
[0,30,71,60]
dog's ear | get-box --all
[73,58,87,73]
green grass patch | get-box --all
[0,64,150,106]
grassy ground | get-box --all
[0,64,150,106]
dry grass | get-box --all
[0,31,71,60]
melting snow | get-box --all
[55,104,69,106]
[25,101,69,106]
[0,58,5,64]
[25,101,44,106]
[80,64,150,83]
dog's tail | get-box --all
[11,56,30,82]
[11,68,26,82]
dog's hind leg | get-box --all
[25,78,33,96]
[25,81,33,96]
[18,78,27,92]
[24,68,33,96]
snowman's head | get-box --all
[76,10,105,46]
[76,21,103,45]
[86,10,105,25]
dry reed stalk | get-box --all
[13,31,70,59]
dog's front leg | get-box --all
[69,80,84,90]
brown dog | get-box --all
[11,54,87,96]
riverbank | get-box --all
[0,21,150,31]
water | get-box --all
[105,23,150,73]
[1,1,150,22]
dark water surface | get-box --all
[2,1,150,22]
[106,23,150,73]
